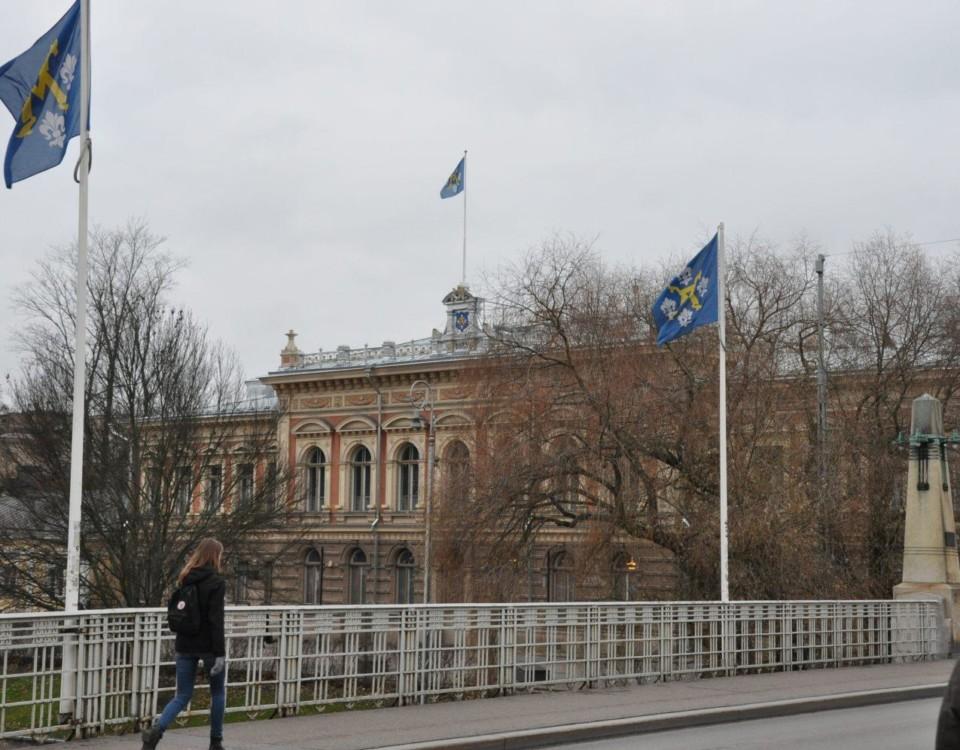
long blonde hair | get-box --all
[178,538,224,586]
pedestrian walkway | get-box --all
[73,659,954,750]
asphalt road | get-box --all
[552,698,941,750]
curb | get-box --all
[375,683,947,750]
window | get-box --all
[175,466,193,514]
[206,465,222,511]
[237,463,254,508]
[350,446,372,512]
[397,443,419,511]
[348,548,367,604]
[235,561,251,604]
[147,467,162,505]
[445,441,470,480]
[547,550,575,602]
[1,563,18,589]
[395,549,415,604]
[443,441,471,500]
[303,447,325,512]
[261,564,274,605]
[755,445,785,491]
[232,561,270,604]
[266,460,279,508]
[304,548,323,604]
[47,565,65,600]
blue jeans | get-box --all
[155,654,225,739]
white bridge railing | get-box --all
[0,600,943,740]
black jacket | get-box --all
[174,565,226,657]
[938,659,960,749]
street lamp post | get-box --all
[625,558,637,601]
[408,380,436,604]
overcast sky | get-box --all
[1,0,958,391]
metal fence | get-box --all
[0,599,943,740]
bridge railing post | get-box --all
[275,608,302,715]
[832,602,840,668]
[415,607,426,706]
[656,603,667,680]
[498,606,515,695]
[726,602,737,677]
[780,602,792,671]
[128,611,144,725]
[398,607,415,705]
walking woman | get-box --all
[142,538,227,750]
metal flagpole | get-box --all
[717,223,729,602]
[60,0,91,719]
[461,149,467,286]
[815,254,829,555]
[66,0,91,616]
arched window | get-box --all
[547,550,575,602]
[551,438,580,514]
[395,549,415,604]
[397,443,419,511]
[303,447,326,512]
[444,441,470,494]
[348,548,367,604]
[350,446,372,512]
[304,548,323,604]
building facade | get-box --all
[250,285,677,606]
[0,286,678,611]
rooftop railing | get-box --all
[0,599,943,741]
[296,338,440,370]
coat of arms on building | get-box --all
[454,310,470,332]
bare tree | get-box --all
[0,221,298,610]
[443,230,960,602]
[433,236,730,597]
[816,230,960,596]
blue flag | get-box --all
[0,1,85,188]
[652,234,720,346]
[440,157,465,199]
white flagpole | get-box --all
[717,222,729,602]
[65,0,91,617]
[60,0,91,718]
[461,149,467,286]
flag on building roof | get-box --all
[0,1,85,188]
[440,156,465,199]
[652,233,720,346]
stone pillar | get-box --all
[893,394,960,649]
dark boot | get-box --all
[209,739,224,750]
[141,724,163,750]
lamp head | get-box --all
[912,394,944,437]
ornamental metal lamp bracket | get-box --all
[893,430,960,447]
[893,430,960,492]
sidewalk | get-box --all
[72,660,954,750]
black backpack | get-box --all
[167,583,202,635]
